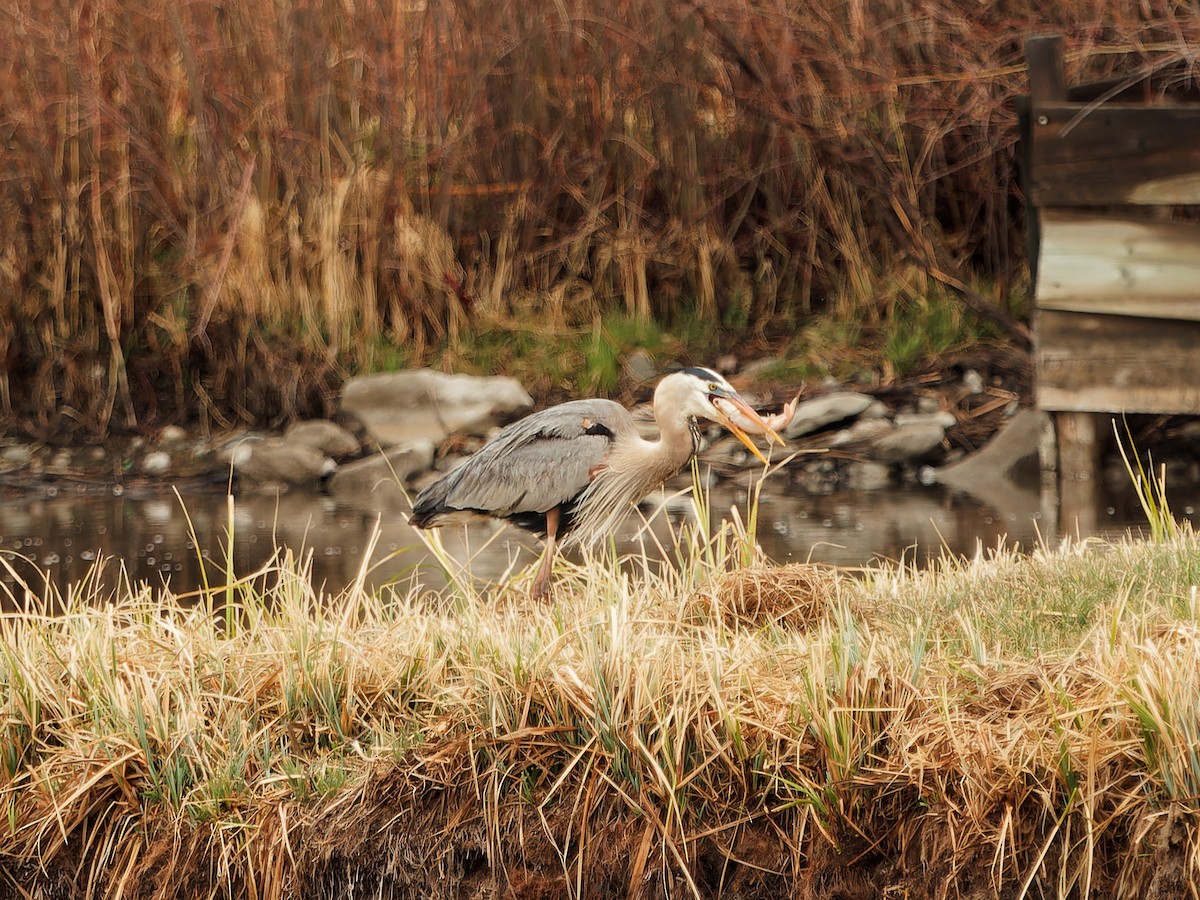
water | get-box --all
[1,468,1191,604]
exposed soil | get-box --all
[11,759,1190,900]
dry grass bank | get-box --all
[2,1,1197,436]
[2,515,1200,897]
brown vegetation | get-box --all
[705,562,835,629]
[1,1,1197,438]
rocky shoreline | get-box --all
[0,348,1057,516]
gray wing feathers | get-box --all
[420,399,629,518]
[440,433,608,515]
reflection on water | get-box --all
[0,471,1196,604]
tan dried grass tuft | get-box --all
[705,563,838,630]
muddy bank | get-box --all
[5,342,1192,510]
[10,754,1191,900]
[0,347,1038,503]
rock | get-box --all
[285,420,360,458]
[845,461,893,491]
[229,438,336,489]
[794,460,839,495]
[327,441,436,507]
[705,433,766,469]
[623,349,658,385]
[782,392,875,439]
[142,451,171,477]
[870,422,946,464]
[932,408,1049,522]
[159,425,188,446]
[934,408,1048,491]
[340,369,533,447]
[862,400,890,419]
[893,410,958,429]
[1,445,33,466]
[216,432,260,472]
[828,418,894,449]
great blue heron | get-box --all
[409,366,793,596]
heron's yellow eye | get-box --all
[708,382,720,392]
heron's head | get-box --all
[656,367,783,463]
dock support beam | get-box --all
[1053,411,1101,536]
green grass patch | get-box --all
[434,309,724,398]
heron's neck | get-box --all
[650,404,702,475]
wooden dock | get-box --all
[1024,35,1200,530]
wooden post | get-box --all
[1023,35,1066,288]
[1025,35,1066,105]
[1055,411,1101,537]
[1026,34,1102,535]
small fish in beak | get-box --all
[709,390,784,464]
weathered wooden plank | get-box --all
[1022,35,1066,289]
[1029,104,1200,205]
[1036,210,1200,320]
[1066,69,1200,105]
[1036,309,1200,413]
[1026,36,1066,104]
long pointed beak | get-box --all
[710,391,782,464]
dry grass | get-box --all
[3,518,1200,897]
[2,1,1197,435]
[703,563,836,630]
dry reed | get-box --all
[2,1,1197,436]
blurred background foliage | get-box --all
[0,0,1196,438]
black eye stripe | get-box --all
[681,365,723,385]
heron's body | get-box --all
[410,367,781,595]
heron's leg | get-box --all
[531,506,560,599]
